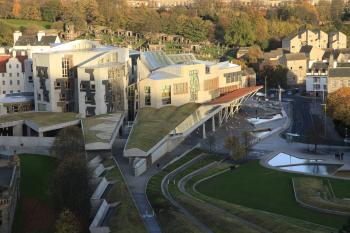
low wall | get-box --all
[0,136,55,156]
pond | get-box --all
[268,153,341,176]
[268,152,323,166]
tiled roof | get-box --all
[206,86,262,105]
[284,53,307,61]
[15,35,58,46]
[0,55,10,73]
[328,68,350,78]
[310,62,328,70]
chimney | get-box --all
[37,31,45,42]
[13,31,22,45]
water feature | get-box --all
[268,153,341,176]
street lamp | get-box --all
[265,75,268,101]
[321,103,327,137]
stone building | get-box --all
[279,53,307,85]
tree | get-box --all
[330,0,344,23]
[260,64,288,89]
[12,0,21,18]
[55,209,80,233]
[41,0,63,22]
[247,45,263,63]
[51,126,85,160]
[339,217,350,233]
[224,135,245,161]
[241,131,254,159]
[54,155,91,222]
[224,16,255,47]
[327,87,350,126]
[305,120,324,153]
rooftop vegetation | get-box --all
[126,103,200,152]
[0,112,79,127]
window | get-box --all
[55,81,61,89]
[17,80,20,85]
[173,83,188,95]
[205,66,210,74]
[9,73,12,77]
[37,93,41,101]
[18,90,20,93]
[144,86,151,106]
[10,90,13,93]
[224,72,241,84]
[161,85,171,105]
[28,76,33,83]
[10,80,12,85]
[91,84,95,90]
[17,73,19,77]
[2,91,5,94]
[16,64,19,68]
[62,57,71,78]
[9,64,11,69]
[2,81,4,85]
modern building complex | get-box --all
[125,51,259,175]
[32,40,131,117]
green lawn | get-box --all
[197,160,350,229]
[126,103,200,152]
[13,154,56,233]
[0,112,79,127]
[0,19,52,30]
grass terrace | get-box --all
[0,19,52,30]
[102,157,147,233]
[293,177,350,214]
[197,160,350,229]
[0,112,79,128]
[126,103,200,152]
[13,154,56,233]
[82,113,123,144]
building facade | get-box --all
[279,53,307,85]
[32,40,131,117]
[282,29,329,53]
[137,51,256,109]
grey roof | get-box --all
[310,62,328,70]
[300,45,313,54]
[15,35,58,46]
[168,53,196,64]
[284,53,307,61]
[337,62,350,68]
[328,67,350,78]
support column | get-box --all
[225,107,228,123]
[212,116,216,132]
[219,110,222,126]
[39,132,44,137]
[202,123,206,139]
[26,126,31,137]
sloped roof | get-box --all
[284,53,307,61]
[310,62,328,70]
[0,55,10,73]
[329,68,350,78]
[15,35,58,46]
[300,45,313,54]
[337,62,350,68]
[206,86,262,105]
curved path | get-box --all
[161,154,214,233]
[177,162,272,233]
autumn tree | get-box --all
[224,135,245,161]
[327,87,350,126]
[55,209,80,233]
[12,0,21,18]
[260,64,288,88]
[224,16,256,47]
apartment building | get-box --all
[282,29,329,53]
[329,31,347,49]
[327,66,350,93]
[279,53,307,85]
[137,51,256,109]
[305,61,328,97]
[32,40,130,117]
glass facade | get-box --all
[162,85,171,105]
[189,70,199,101]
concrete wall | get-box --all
[0,136,54,155]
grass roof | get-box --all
[82,113,123,144]
[126,103,200,152]
[0,112,79,127]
